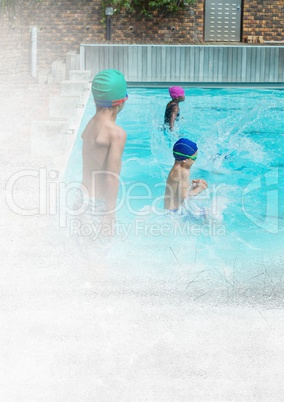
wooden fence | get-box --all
[80,44,284,85]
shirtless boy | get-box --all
[77,69,128,236]
[164,138,208,212]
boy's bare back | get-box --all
[81,112,126,200]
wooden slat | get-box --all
[270,48,278,82]
[81,45,284,84]
[180,46,186,82]
[278,48,284,82]
[264,47,271,82]
[255,47,261,82]
[188,46,195,82]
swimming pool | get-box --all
[65,87,284,280]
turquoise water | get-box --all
[65,88,284,272]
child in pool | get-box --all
[164,86,185,131]
[164,138,208,213]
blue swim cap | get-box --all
[173,138,198,160]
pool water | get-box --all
[65,88,284,273]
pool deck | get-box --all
[1,75,284,401]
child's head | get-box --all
[92,69,128,108]
[169,86,185,100]
[173,138,198,161]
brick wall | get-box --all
[0,11,24,75]
[17,0,104,75]
[243,0,284,42]
[0,0,283,77]
[110,1,204,44]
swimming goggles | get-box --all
[173,151,198,160]
[95,94,128,108]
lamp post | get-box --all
[105,7,114,41]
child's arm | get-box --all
[169,104,179,131]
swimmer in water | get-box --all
[164,138,208,212]
[164,86,185,131]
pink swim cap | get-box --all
[169,86,185,99]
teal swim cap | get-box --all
[92,69,128,107]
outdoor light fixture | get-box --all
[105,7,114,16]
[105,7,114,40]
